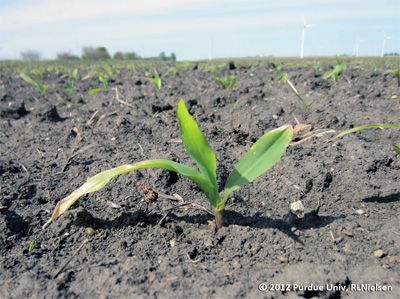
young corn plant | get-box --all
[383,69,400,86]
[330,124,400,154]
[98,72,108,91]
[214,74,237,89]
[64,69,78,93]
[323,57,346,83]
[20,73,48,96]
[43,100,293,229]
[148,68,162,90]
[278,73,309,111]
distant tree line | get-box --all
[19,47,176,61]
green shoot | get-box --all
[13,180,19,194]
[98,72,108,91]
[213,75,237,89]
[20,73,48,96]
[147,68,162,90]
[43,100,293,229]
[383,69,400,86]
[392,142,400,155]
[29,240,36,251]
[88,88,105,98]
[313,61,322,73]
[278,73,309,111]
[64,69,78,93]
[323,57,346,83]
[330,123,400,154]
[169,67,176,78]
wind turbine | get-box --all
[355,37,364,57]
[300,14,314,59]
[381,32,392,57]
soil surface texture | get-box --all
[1,58,399,298]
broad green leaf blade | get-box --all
[176,99,217,186]
[223,124,293,202]
[88,88,104,95]
[226,76,237,89]
[329,124,400,141]
[41,85,48,96]
[392,142,400,154]
[20,73,38,87]
[213,77,224,87]
[43,159,215,228]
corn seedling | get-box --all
[88,88,105,98]
[29,240,36,251]
[330,123,400,154]
[98,72,108,91]
[313,61,322,73]
[20,73,48,96]
[383,69,400,86]
[213,75,237,89]
[13,180,19,194]
[278,73,309,111]
[43,100,293,229]
[147,68,162,90]
[64,69,78,93]
[169,67,176,78]
[323,57,346,83]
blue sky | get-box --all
[0,0,399,60]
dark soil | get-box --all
[1,58,399,298]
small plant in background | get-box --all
[169,67,176,78]
[98,72,108,91]
[330,123,400,154]
[64,68,78,93]
[127,64,136,73]
[147,68,162,90]
[43,100,293,229]
[20,73,48,96]
[383,69,400,86]
[313,61,322,73]
[323,57,347,83]
[278,73,309,111]
[213,74,237,89]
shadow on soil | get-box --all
[362,192,400,203]
[69,206,343,246]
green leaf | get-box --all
[392,142,400,154]
[222,124,293,208]
[43,159,215,228]
[226,76,237,89]
[148,68,161,90]
[88,88,104,95]
[176,100,217,188]
[329,124,400,141]
[20,73,37,86]
[72,68,78,80]
[98,72,108,91]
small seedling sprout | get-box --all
[29,240,36,251]
[148,68,162,90]
[213,74,237,89]
[323,57,347,83]
[98,72,108,91]
[20,73,48,96]
[43,100,292,229]
[278,73,309,111]
[383,69,400,86]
